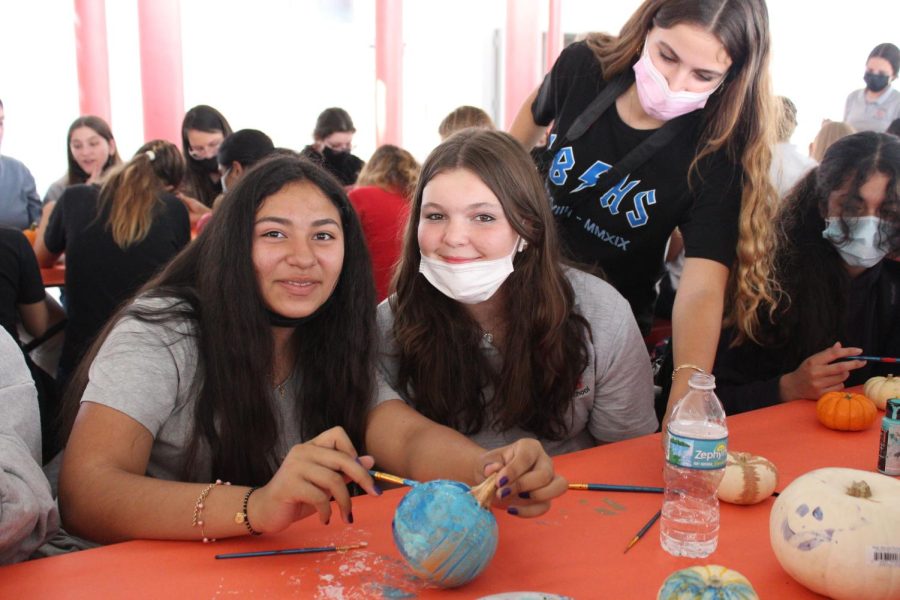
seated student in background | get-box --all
[191,128,277,233]
[0,226,65,458]
[770,97,817,198]
[348,145,420,301]
[42,116,121,205]
[34,116,122,264]
[371,130,658,458]
[713,132,900,414]
[216,129,276,203]
[438,105,495,141]
[36,140,190,388]
[809,120,855,163]
[0,327,59,565]
[0,98,41,230]
[59,155,564,545]
[300,108,365,187]
[178,105,233,223]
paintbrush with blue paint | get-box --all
[215,541,368,560]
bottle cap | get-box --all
[688,372,716,390]
[887,398,900,420]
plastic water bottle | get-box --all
[660,372,728,557]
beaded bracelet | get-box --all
[671,363,708,381]
[235,487,263,536]
[192,479,231,543]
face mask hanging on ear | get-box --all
[632,42,723,121]
[419,238,526,304]
[822,216,889,269]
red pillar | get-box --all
[73,0,112,123]
[137,0,184,144]
[547,0,563,72]
[375,0,403,146]
[504,0,542,129]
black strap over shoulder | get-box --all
[553,70,696,215]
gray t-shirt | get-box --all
[844,87,900,133]
[374,269,658,456]
[82,296,303,482]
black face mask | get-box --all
[197,157,220,174]
[864,72,891,93]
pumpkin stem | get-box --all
[846,480,873,499]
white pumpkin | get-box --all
[864,374,900,410]
[770,468,900,600]
[717,451,778,505]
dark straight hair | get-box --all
[181,105,233,207]
[63,155,377,485]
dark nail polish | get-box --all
[500,487,511,499]
[507,506,519,516]
[499,476,509,487]
[518,491,530,499]
[354,457,362,465]
[348,511,354,524]
[373,484,383,496]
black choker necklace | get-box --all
[265,309,317,328]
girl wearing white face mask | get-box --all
[713,132,900,413]
[370,130,658,472]
[510,0,780,429]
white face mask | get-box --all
[822,216,889,269]
[419,238,524,304]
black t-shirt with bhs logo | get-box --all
[532,41,743,333]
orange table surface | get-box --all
[40,264,65,287]
[0,398,886,599]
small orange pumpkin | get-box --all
[816,391,877,431]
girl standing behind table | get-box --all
[36,141,190,387]
[509,0,780,424]
[844,43,900,133]
[713,132,900,413]
[370,129,657,458]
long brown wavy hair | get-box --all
[586,0,780,344]
[390,129,591,439]
[98,140,184,249]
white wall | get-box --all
[0,0,898,203]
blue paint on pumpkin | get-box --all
[392,480,498,588]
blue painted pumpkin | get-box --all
[657,565,759,600]
[392,480,498,588]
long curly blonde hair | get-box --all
[586,0,780,344]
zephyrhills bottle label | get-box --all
[666,431,728,470]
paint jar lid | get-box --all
[887,398,900,420]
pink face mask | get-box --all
[632,43,722,121]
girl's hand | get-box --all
[247,427,380,534]
[778,342,865,401]
[85,164,104,185]
[476,439,567,518]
